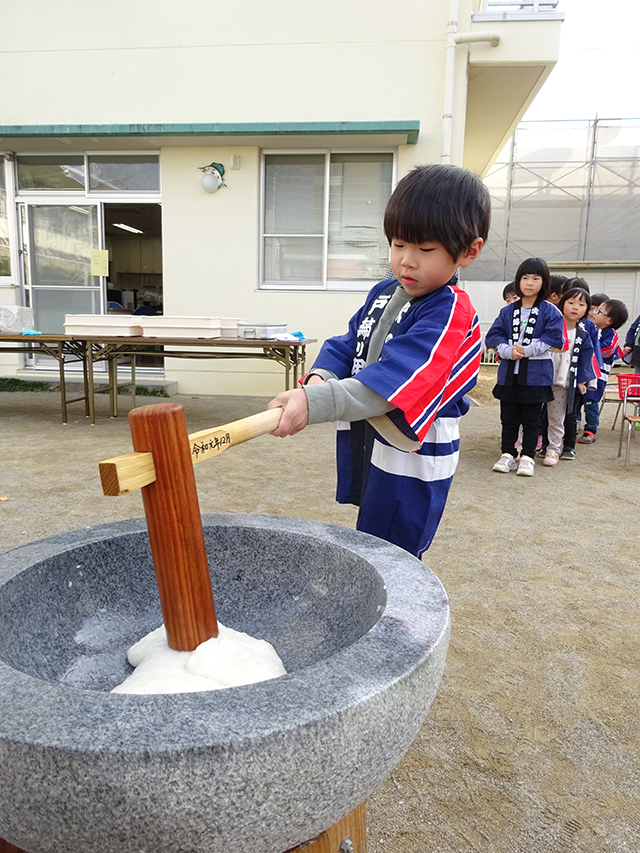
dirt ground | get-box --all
[1,370,639,853]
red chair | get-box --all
[616,374,640,465]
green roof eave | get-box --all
[0,121,420,145]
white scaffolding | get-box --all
[469,118,640,280]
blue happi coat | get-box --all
[311,279,481,556]
[485,300,566,386]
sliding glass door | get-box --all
[20,203,103,336]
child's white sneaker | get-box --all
[493,453,518,473]
[542,450,559,467]
[516,455,535,477]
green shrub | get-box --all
[0,377,55,392]
[94,384,170,397]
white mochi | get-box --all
[112,623,286,695]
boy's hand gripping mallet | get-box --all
[99,403,283,652]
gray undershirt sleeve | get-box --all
[303,367,338,383]
[523,340,553,357]
[305,377,394,424]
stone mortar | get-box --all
[0,513,450,853]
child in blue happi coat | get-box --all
[540,277,603,458]
[552,278,602,457]
[622,312,640,373]
[268,164,491,556]
[485,257,566,477]
[577,298,628,444]
[542,287,596,466]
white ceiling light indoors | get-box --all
[113,223,144,234]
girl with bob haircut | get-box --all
[485,257,566,477]
[542,287,596,465]
[513,257,551,302]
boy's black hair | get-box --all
[559,287,591,316]
[601,299,629,330]
[590,292,610,307]
[383,164,491,262]
[549,274,567,296]
[562,276,590,295]
[513,257,551,301]
[502,281,516,300]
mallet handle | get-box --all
[100,407,283,496]
[188,407,283,464]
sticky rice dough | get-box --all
[112,623,286,695]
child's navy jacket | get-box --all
[485,300,566,386]
[574,321,597,386]
[584,317,604,370]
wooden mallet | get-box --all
[99,403,282,652]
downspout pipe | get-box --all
[441,0,500,164]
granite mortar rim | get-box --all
[0,513,450,752]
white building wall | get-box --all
[0,0,468,133]
[160,146,368,394]
[3,0,536,395]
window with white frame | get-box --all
[262,152,394,290]
[16,153,160,193]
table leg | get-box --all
[131,355,136,411]
[293,344,306,388]
[82,342,90,417]
[57,342,68,425]
[87,344,96,426]
[109,355,118,419]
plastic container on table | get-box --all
[64,314,144,337]
[219,317,247,339]
[236,322,287,340]
[140,316,221,338]
[0,306,35,333]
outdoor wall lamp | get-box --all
[198,162,227,193]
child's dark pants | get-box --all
[500,400,542,459]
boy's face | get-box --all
[390,238,482,299]
[504,292,519,304]
[592,304,613,329]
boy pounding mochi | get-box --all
[269,165,490,556]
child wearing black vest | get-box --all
[485,257,566,477]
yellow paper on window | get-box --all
[91,249,109,277]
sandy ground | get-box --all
[1,374,639,853]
